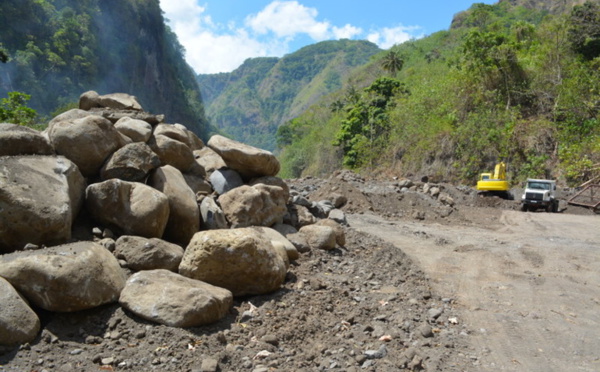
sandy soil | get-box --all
[349,206,600,371]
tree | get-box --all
[0,92,38,126]
[0,43,8,63]
[381,50,404,76]
[569,1,600,60]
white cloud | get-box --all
[332,24,363,39]
[367,25,422,49]
[159,0,423,74]
[246,1,330,40]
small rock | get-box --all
[200,357,218,372]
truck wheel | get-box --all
[546,204,552,213]
[552,200,559,213]
[521,204,528,212]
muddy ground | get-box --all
[1,171,598,372]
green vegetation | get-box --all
[277,1,600,186]
[0,92,38,127]
[198,40,381,151]
[0,0,209,137]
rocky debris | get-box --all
[79,90,143,111]
[0,277,40,346]
[218,184,287,228]
[199,196,229,230]
[0,123,54,156]
[179,228,288,296]
[85,179,171,238]
[299,225,337,250]
[0,156,85,253]
[148,131,195,172]
[100,142,160,182]
[208,134,280,178]
[119,269,232,327]
[113,236,184,272]
[113,116,153,142]
[47,114,130,177]
[209,168,244,195]
[0,91,472,372]
[147,165,199,246]
[0,242,126,312]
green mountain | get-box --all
[0,0,209,137]
[197,40,382,151]
[277,0,600,186]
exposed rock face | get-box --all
[114,116,152,143]
[208,135,280,178]
[48,114,129,177]
[0,242,126,312]
[100,142,161,182]
[147,165,199,246]
[79,91,143,111]
[218,184,287,228]
[179,228,287,296]
[114,236,184,272]
[0,123,54,156]
[0,156,85,253]
[0,277,40,346]
[119,269,232,327]
[85,179,170,238]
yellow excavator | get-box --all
[476,162,513,199]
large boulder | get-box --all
[46,109,91,132]
[0,277,40,346]
[209,168,244,195]
[218,184,287,228]
[148,134,194,172]
[147,165,199,246]
[114,236,184,272]
[85,179,170,238]
[79,91,143,111]
[249,176,290,202]
[193,147,226,176]
[100,142,160,182]
[316,219,346,247]
[299,225,337,251]
[207,135,280,178]
[119,269,232,328]
[0,242,126,312]
[0,156,85,253]
[174,124,204,151]
[114,116,152,143]
[199,196,229,230]
[0,123,54,156]
[251,226,298,264]
[47,114,129,176]
[179,228,287,296]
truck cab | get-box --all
[521,179,558,212]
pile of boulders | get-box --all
[0,91,347,346]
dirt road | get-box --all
[348,209,600,371]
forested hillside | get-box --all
[197,40,381,151]
[277,0,600,186]
[0,0,209,137]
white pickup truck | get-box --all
[521,179,559,212]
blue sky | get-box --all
[159,0,497,74]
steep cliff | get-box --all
[0,0,208,137]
